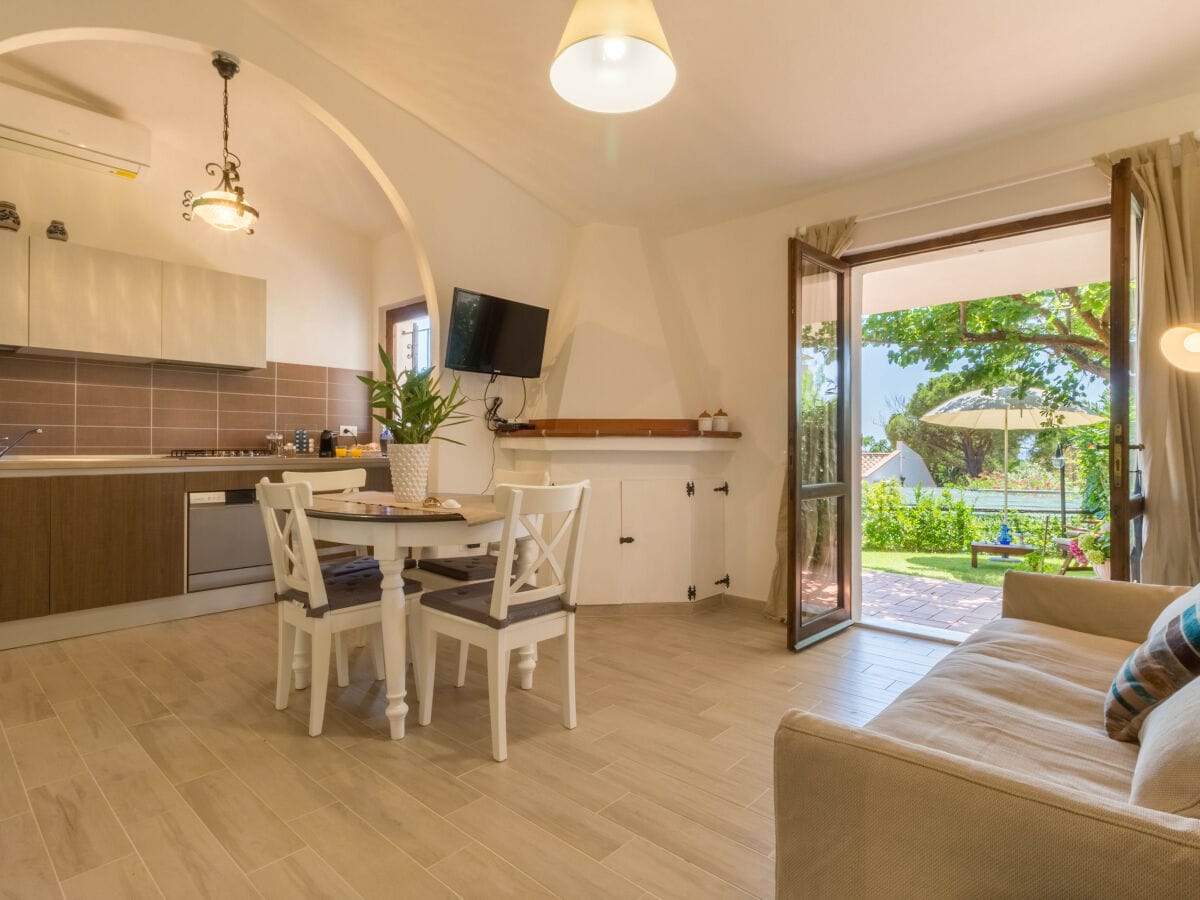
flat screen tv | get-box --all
[445,288,549,378]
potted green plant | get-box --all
[358,345,469,502]
[1068,523,1112,580]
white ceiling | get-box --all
[241,0,1200,227]
[861,221,1110,316]
[0,41,400,239]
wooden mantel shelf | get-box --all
[501,418,742,439]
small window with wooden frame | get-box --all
[385,299,432,373]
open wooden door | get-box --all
[1109,158,1146,581]
[787,238,853,649]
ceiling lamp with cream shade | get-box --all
[550,0,676,113]
[1160,324,1200,372]
[182,52,258,234]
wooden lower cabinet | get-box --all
[0,478,51,621]
[50,474,186,613]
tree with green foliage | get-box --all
[862,435,891,453]
[884,371,1013,483]
[863,283,1111,408]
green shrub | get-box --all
[861,480,978,552]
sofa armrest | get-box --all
[1001,571,1189,642]
[774,710,1200,899]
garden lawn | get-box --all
[861,550,1095,588]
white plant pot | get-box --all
[1092,562,1111,580]
[388,443,431,503]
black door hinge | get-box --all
[687,585,697,600]
[715,574,731,588]
[713,482,729,495]
[686,481,695,497]
[619,536,635,544]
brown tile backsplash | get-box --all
[0,353,371,455]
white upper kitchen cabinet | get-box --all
[0,232,28,346]
[161,262,266,369]
[29,240,162,358]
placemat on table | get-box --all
[336,491,502,526]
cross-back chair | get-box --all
[281,468,381,687]
[258,478,392,736]
[416,481,590,761]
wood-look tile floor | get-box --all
[0,603,952,899]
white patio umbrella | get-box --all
[920,386,1105,524]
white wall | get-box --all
[0,144,378,370]
[541,224,685,419]
[654,89,1200,603]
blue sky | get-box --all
[861,344,948,440]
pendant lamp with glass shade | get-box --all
[182,52,258,234]
[551,0,676,113]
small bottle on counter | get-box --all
[697,410,713,432]
[712,409,730,432]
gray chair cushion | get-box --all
[417,554,498,582]
[277,557,421,618]
[420,580,571,629]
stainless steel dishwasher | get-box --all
[187,489,274,591]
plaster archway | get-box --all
[0,25,441,366]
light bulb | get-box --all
[602,37,628,61]
[192,189,258,233]
[1184,332,1200,353]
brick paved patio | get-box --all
[862,569,1003,635]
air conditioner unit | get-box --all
[0,83,151,179]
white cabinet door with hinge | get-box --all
[619,479,692,604]
[29,240,162,358]
[691,478,728,600]
[575,478,622,605]
[162,262,266,368]
[0,233,28,346]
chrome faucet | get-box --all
[0,428,43,458]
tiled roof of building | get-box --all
[861,450,898,476]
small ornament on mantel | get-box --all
[712,409,730,432]
[46,219,68,241]
[697,410,713,432]
[0,201,19,232]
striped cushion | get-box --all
[1106,597,1200,742]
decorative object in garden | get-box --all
[920,386,1105,540]
[358,346,469,503]
[1069,523,1112,579]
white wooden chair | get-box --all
[257,478,392,736]
[416,468,551,687]
[282,469,376,687]
[416,481,590,761]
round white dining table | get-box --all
[303,492,537,739]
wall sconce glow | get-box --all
[1160,324,1200,372]
[182,52,258,234]
[551,0,676,114]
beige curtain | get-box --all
[764,217,857,620]
[1100,138,1200,585]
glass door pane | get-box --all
[788,239,852,648]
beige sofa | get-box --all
[775,572,1200,899]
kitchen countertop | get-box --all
[0,454,389,477]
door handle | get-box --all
[619,536,634,544]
